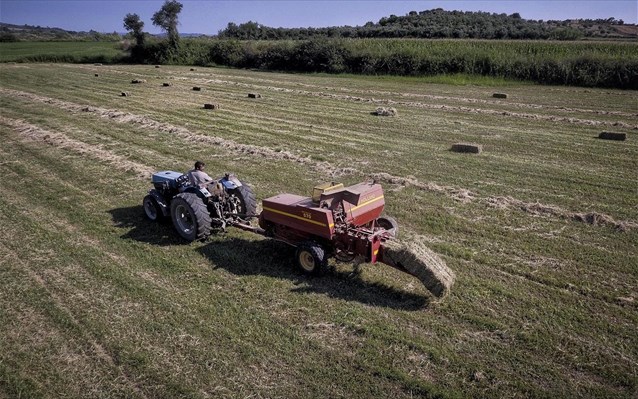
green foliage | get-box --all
[128,38,638,89]
[123,13,145,46]
[217,8,634,40]
[152,0,183,48]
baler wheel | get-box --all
[295,242,328,276]
[376,215,399,238]
[170,193,212,241]
[143,195,164,222]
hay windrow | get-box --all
[3,88,634,231]
[382,239,455,298]
[485,196,638,231]
[0,116,154,179]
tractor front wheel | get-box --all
[295,242,328,276]
[143,195,164,222]
[170,193,212,241]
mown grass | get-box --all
[0,63,636,398]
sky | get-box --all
[1,1,636,35]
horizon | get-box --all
[1,1,636,35]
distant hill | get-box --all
[0,23,122,42]
[2,8,636,43]
[218,8,638,40]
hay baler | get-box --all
[256,182,402,275]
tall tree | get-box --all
[152,0,183,48]
[123,13,145,46]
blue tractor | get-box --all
[143,171,257,241]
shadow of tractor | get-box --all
[197,237,431,311]
[108,205,429,310]
[108,205,186,246]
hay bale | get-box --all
[193,86,202,91]
[451,143,482,154]
[599,131,626,141]
[248,93,261,98]
[94,63,102,66]
[382,240,455,298]
[121,92,130,97]
[493,93,508,99]
[372,107,397,117]
[162,82,172,87]
[155,65,161,68]
[131,79,146,84]
[203,103,219,110]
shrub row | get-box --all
[129,39,638,89]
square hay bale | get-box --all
[382,240,455,298]
[599,131,627,141]
[121,92,130,97]
[248,93,261,98]
[162,82,172,87]
[203,103,220,110]
[372,107,397,117]
[193,86,202,91]
[131,79,146,84]
[493,93,508,99]
[451,143,482,154]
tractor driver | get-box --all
[187,161,214,188]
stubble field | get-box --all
[0,63,636,398]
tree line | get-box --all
[217,9,630,41]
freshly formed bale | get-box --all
[493,93,508,99]
[131,79,146,84]
[382,240,455,298]
[121,92,130,97]
[372,107,397,117]
[248,93,261,98]
[203,103,219,109]
[599,131,627,141]
[162,82,172,87]
[193,86,202,91]
[451,143,482,154]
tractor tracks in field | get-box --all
[2,87,636,232]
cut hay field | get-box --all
[0,63,636,398]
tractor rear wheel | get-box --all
[143,195,164,222]
[228,183,257,219]
[376,215,399,238]
[170,193,212,241]
[295,241,328,276]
